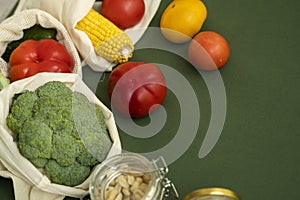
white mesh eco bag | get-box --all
[14,0,162,71]
[0,73,122,200]
[0,9,82,78]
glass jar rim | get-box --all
[89,152,163,200]
[91,152,156,175]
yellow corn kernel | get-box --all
[76,9,134,63]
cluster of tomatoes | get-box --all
[102,0,231,118]
[4,1,231,119]
[160,0,230,71]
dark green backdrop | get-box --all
[1,0,299,199]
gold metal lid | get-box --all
[183,187,240,200]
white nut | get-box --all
[139,183,149,192]
[135,177,143,184]
[109,179,116,186]
[143,173,151,184]
[105,172,151,200]
[106,186,115,192]
[106,188,118,200]
[115,184,122,193]
[122,188,131,197]
[132,189,144,200]
[116,175,129,188]
[130,181,140,192]
[127,174,135,185]
[115,193,123,200]
[123,197,131,200]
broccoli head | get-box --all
[45,160,90,187]
[18,119,52,160]
[5,81,113,186]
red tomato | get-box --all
[101,0,145,29]
[188,31,230,71]
[9,39,74,82]
[108,62,167,118]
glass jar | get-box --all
[183,187,240,200]
[89,152,178,200]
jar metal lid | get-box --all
[183,187,240,200]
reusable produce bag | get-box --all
[14,0,162,71]
[0,73,122,200]
[0,9,82,79]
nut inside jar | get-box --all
[105,171,152,200]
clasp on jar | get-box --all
[152,156,179,199]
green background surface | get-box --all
[1,0,300,199]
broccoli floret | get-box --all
[45,160,90,187]
[18,119,52,159]
[79,130,112,163]
[6,91,39,133]
[35,81,73,98]
[28,157,48,168]
[5,114,19,134]
[50,117,79,139]
[72,93,107,133]
[72,91,90,105]
[73,99,112,162]
[71,92,95,126]
[76,140,99,166]
[33,96,73,127]
[51,134,80,166]
[10,91,39,119]
[95,105,107,131]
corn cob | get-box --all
[76,9,134,63]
